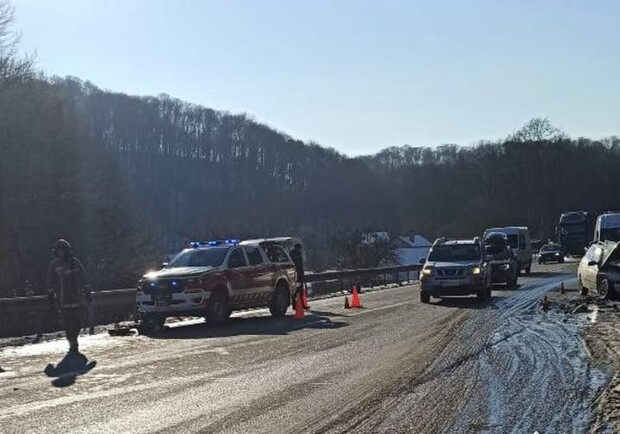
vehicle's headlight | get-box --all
[471,266,481,275]
[555,252,560,256]
[421,267,433,277]
[500,264,510,270]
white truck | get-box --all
[594,212,620,243]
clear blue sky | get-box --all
[13,0,620,155]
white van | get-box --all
[594,212,620,243]
[483,227,533,275]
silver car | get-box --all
[419,237,492,304]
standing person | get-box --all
[46,239,91,353]
[289,243,304,307]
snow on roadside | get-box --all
[451,277,609,434]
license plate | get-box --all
[441,281,460,287]
[155,301,168,307]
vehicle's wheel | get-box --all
[477,288,489,303]
[139,314,165,334]
[559,257,565,264]
[269,283,290,317]
[509,274,518,289]
[598,278,612,300]
[420,292,430,303]
[206,291,230,325]
[538,258,543,265]
[525,265,531,276]
[578,276,588,296]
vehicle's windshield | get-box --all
[541,244,560,252]
[167,248,228,268]
[507,234,519,249]
[428,244,481,262]
[560,224,586,235]
[601,228,620,242]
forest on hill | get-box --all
[1,4,619,296]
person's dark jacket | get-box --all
[290,249,304,283]
[46,256,89,308]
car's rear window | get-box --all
[428,244,481,262]
[167,248,228,268]
[265,245,290,263]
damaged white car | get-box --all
[578,240,620,299]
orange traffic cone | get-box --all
[302,286,309,309]
[344,296,350,309]
[351,285,362,309]
[293,297,305,319]
[559,282,565,294]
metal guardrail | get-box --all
[306,264,422,283]
[306,264,422,295]
[0,264,422,338]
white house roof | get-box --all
[394,235,432,248]
[390,235,432,266]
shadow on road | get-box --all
[43,351,97,387]
[431,297,489,310]
[527,270,569,278]
[493,283,522,291]
[148,310,348,340]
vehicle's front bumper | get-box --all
[490,265,511,283]
[540,254,562,262]
[136,291,211,314]
[421,279,484,296]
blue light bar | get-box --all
[188,239,240,248]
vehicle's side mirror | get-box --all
[161,262,168,269]
[588,260,598,266]
[419,257,426,264]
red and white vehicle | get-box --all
[136,239,297,331]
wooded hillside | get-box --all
[1,3,618,296]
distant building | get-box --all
[390,235,432,265]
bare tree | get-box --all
[0,1,33,81]
[330,230,399,269]
[509,117,566,142]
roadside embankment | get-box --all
[552,290,620,434]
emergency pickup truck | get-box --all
[136,239,296,332]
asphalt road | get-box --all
[0,261,600,434]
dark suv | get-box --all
[484,232,519,288]
[137,239,296,331]
[419,237,492,303]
